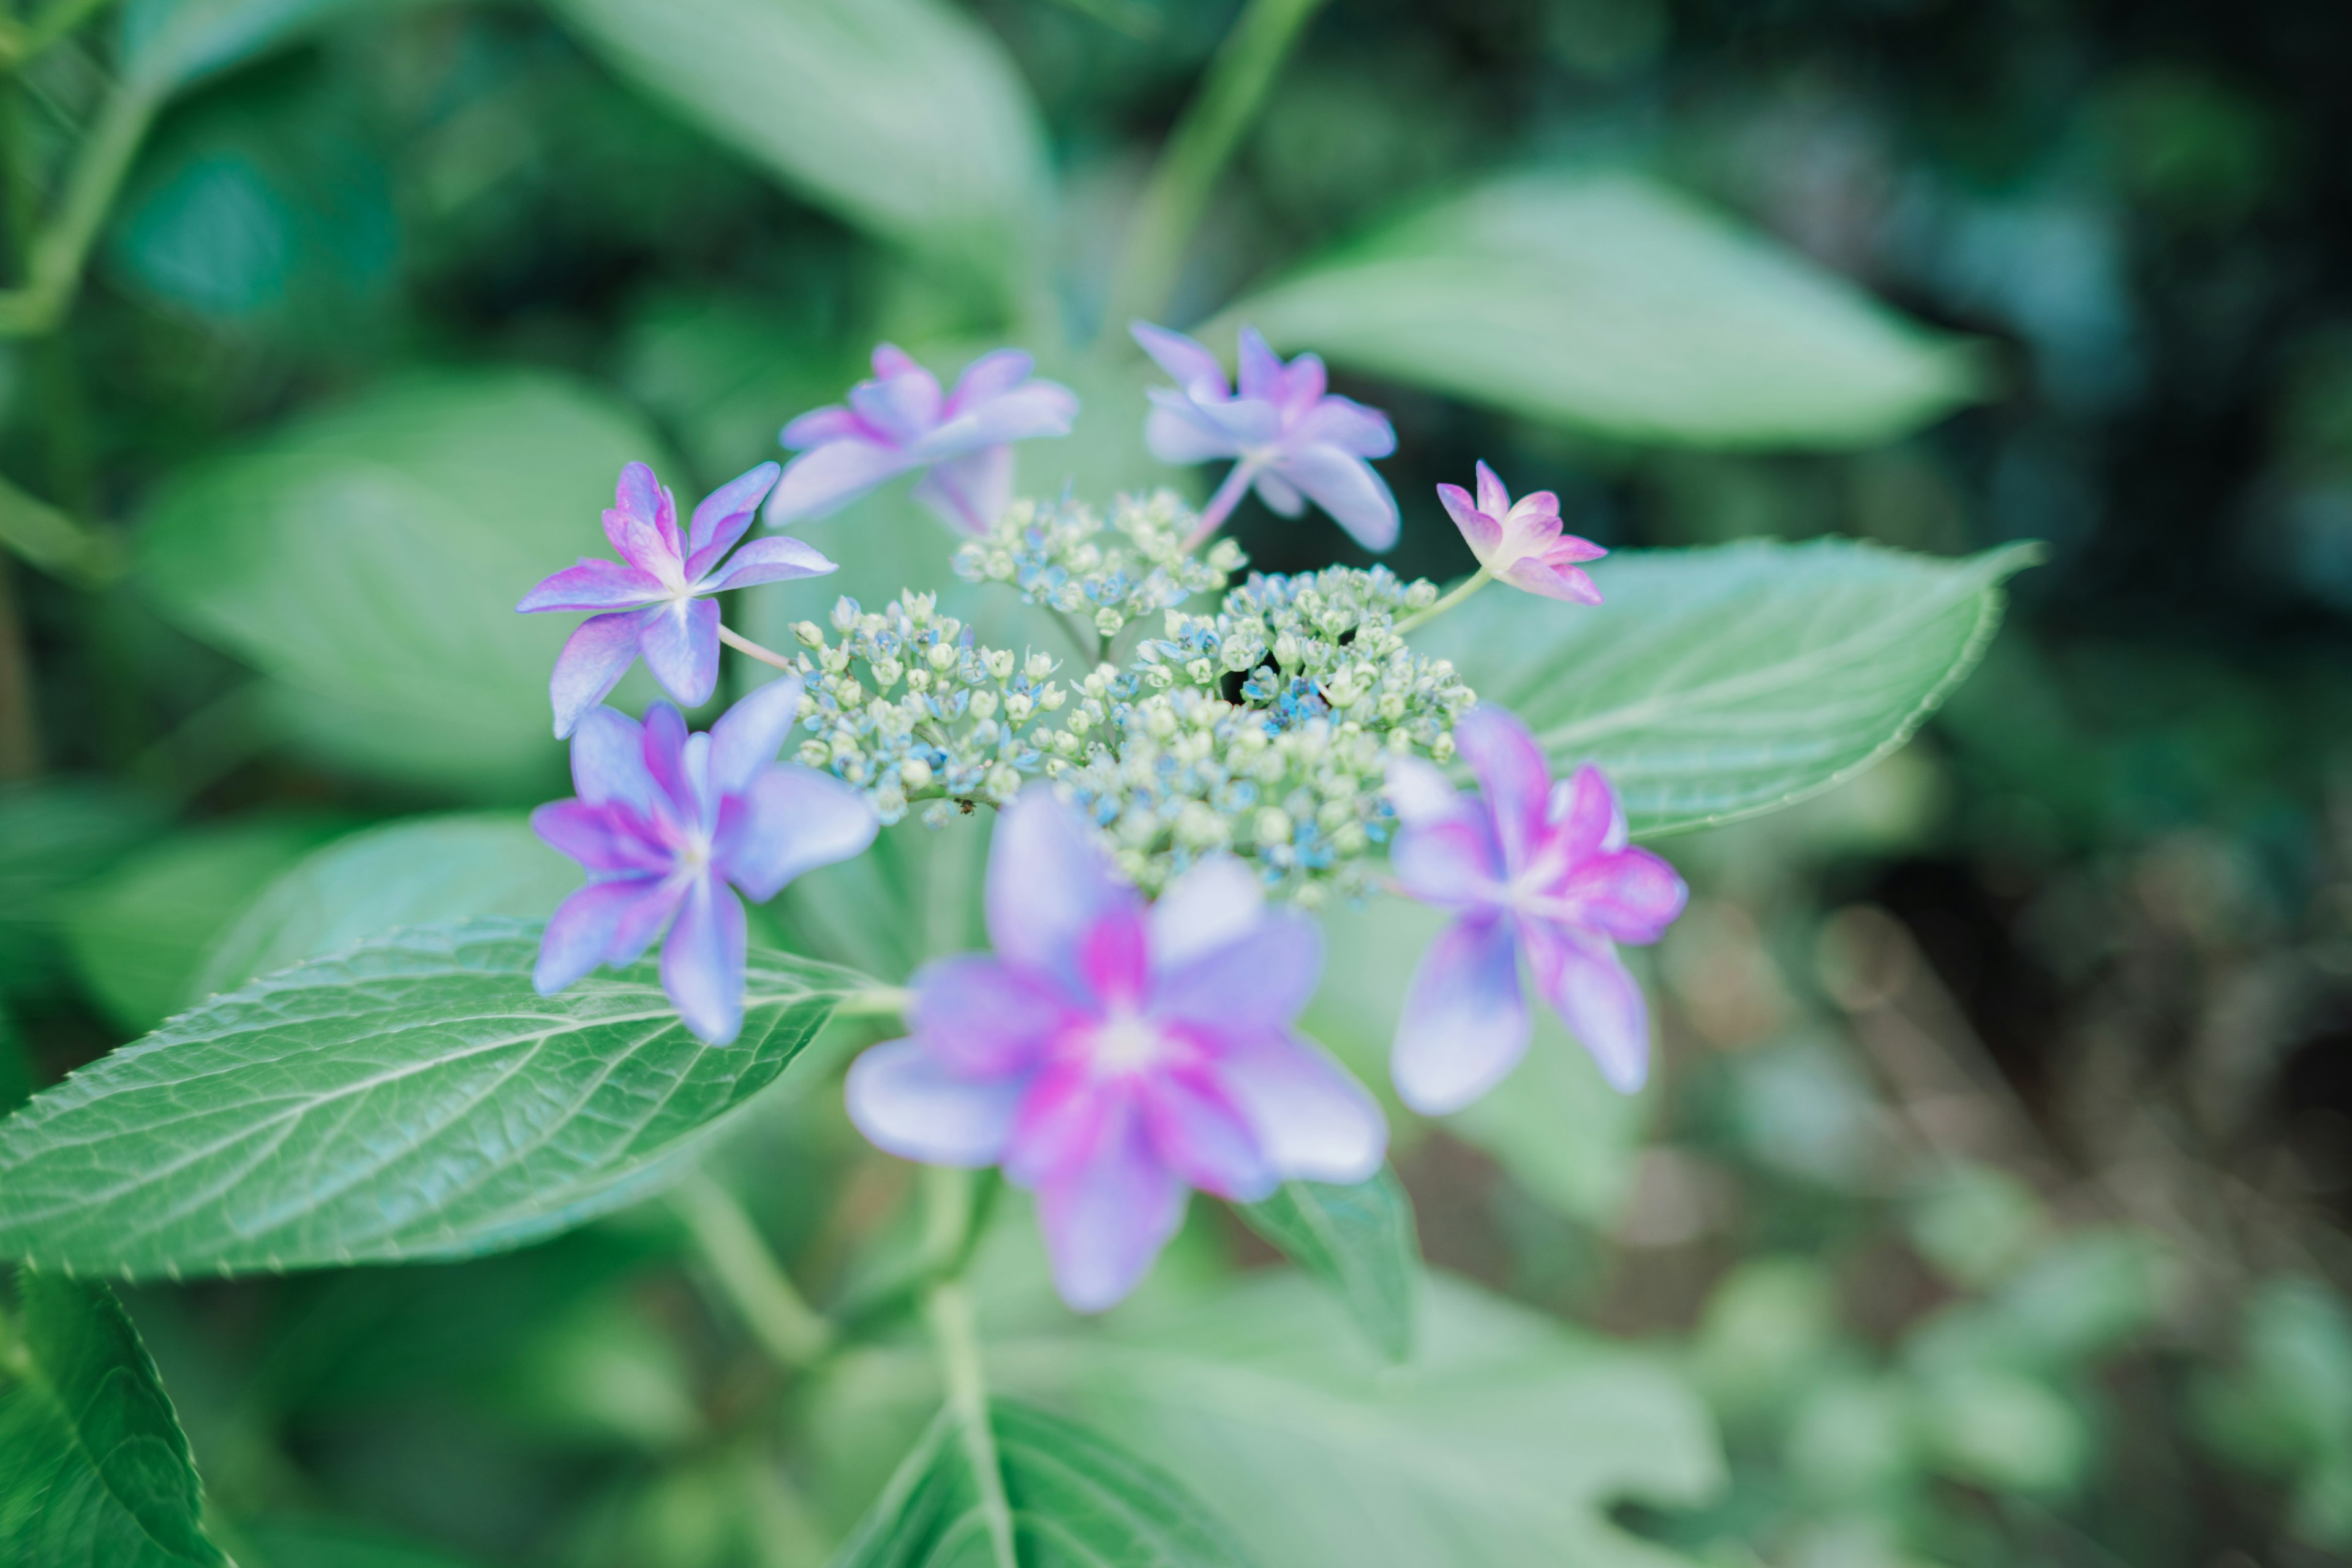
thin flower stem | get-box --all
[0,0,123,71]
[920,1167,1016,1568]
[1185,458,1259,550]
[832,986,913,1019]
[673,1174,835,1370]
[717,622,800,674]
[1106,0,1331,326]
[1393,564,1496,635]
[0,77,160,336]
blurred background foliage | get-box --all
[1,0,2349,1565]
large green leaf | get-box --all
[137,371,680,796]
[0,1270,225,1567]
[0,919,869,1278]
[119,0,412,93]
[63,816,353,1036]
[1417,538,2038,838]
[1234,1170,1420,1362]
[548,0,1049,299]
[1216,171,1985,449]
[0,784,167,1003]
[193,813,578,997]
[834,1399,1259,1567]
[982,1273,1721,1568]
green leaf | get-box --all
[0,1003,30,1116]
[547,0,1049,299]
[137,371,682,796]
[0,1270,225,1567]
[1305,896,1650,1224]
[834,1398,1259,1568]
[1234,1169,1420,1362]
[0,783,167,1003]
[192,812,579,998]
[1216,170,1986,448]
[235,1517,482,1568]
[1416,538,2039,838]
[118,0,416,94]
[985,1273,1723,1568]
[62,816,353,1036]
[0,918,870,1279]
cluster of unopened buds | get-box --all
[515,320,1687,1309]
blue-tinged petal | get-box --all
[518,558,666,612]
[906,954,1071,1077]
[1215,1028,1386,1185]
[707,674,803,797]
[703,534,837,591]
[688,461,781,558]
[846,1038,1028,1167]
[532,799,665,876]
[1272,444,1400,552]
[638,703,694,818]
[549,609,653,739]
[985,791,1134,983]
[911,447,1013,537]
[723,766,878,902]
[1031,1102,1186,1313]
[920,380,1078,457]
[1145,858,1262,971]
[1392,913,1528,1115]
[1154,907,1322,1029]
[765,437,917,525]
[662,877,747,1045]
[535,875,669,994]
[850,356,944,444]
[1139,1069,1276,1202]
[780,404,864,449]
[571,704,654,810]
[1235,326,1284,402]
[1130,320,1230,396]
[1144,398,1243,465]
[638,597,722,709]
[1390,811,1503,911]
[1453,705,1553,873]
[1521,919,1649,1093]
[943,348,1036,412]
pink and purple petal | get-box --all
[1272,445,1400,552]
[533,876,669,995]
[1474,460,1511,518]
[1437,484,1502,560]
[1153,907,1322,1029]
[1139,1069,1276,1202]
[1499,557,1604,605]
[706,674,803,797]
[765,438,917,524]
[517,557,665,613]
[688,461,781,559]
[704,534,839,591]
[549,608,654,739]
[725,766,879,902]
[570,705,655,810]
[845,1039,1028,1167]
[1144,858,1263,971]
[850,361,944,445]
[661,877,748,1045]
[1390,811,1503,910]
[531,799,661,876]
[1031,1104,1187,1313]
[636,598,722,709]
[944,348,1037,413]
[1453,705,1555,872]
[1557,846,1689,944]
[911,447,1014,537]
[1521,920,1650,1093]
[1392,912,1530,1115]
[638,703,695,816]
[1130,321,1230,396]
[1252,468,1307,516]
[1143,399,1243,466]
[1289,395,1395,458]
[1235,327,1285,403]
[922,380,1079,456]
[780,404,867,450]
[907,955,1072,1078]
[1215,1029,1387,1185]
[984,793,1133,981]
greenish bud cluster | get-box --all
[951,489,1243,641]
[1041,564,1474,902]
[785,591,1068,826]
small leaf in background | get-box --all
[62,815,354,1036]
[1915,1368,2087,1498]
[117,0,402,95]
[1417,539,2039,838]
[0,1270,226,1567]
[1235,1170,1421,1362]
[1905,1161,2049,1290]
[0,919,870,1278]
[194,812,578,996]
[1217,170,1987,449]
[546,0,1050,301]
[1689,1258,1842,1425]
[989,1273,1724,1568]
[1305,895,1651,1225]
[835,1399,1260,1568]
[0,783,168,1003]
[235,1517,483,1568]
[138,371,683,796]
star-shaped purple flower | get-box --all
[1385,706,1687,1112]
[846,791,1387,1312]
[766,345,1079,536]
[531,675,878,1046]
[1131,321,1399,552]
[1438,462,1607,605]
[519,461,836,739]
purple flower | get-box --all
[1131,321,1399,552]
[531,675,878,1046]
[1385,707,1687,1111]
[846,791,1385,1312]
[1437,462,1607,606]
[519,461,837,739]
[767,345,1079,535]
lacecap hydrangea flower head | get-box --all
[516,350,1685,1316]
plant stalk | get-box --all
[1106,0,1330,328]
[1185,457,1261,549]
[718,622,801,674]
[921,1167,1016,1568]
[673,1174,834,1370]
[1394,563,1496,635]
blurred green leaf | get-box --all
[1904,1163,2048,1290]
[992,1272,1723,1568]
[1235,1168,1420,1362]
[482,1288,703,1452]
[0,1270,225,1567]
[0,783,167,1002]
[194,812,578,997]
[62,815,353,1035]
[835,1399,1260,1567]
[1988,1227,2168,1367]
[1304,895,1649,1224]
[0,918,872,1278]
[2213,1276,2352,1468]
[1689,1257,1842,1423]
[118,0,407,94]
[546,0,1049,300]
[1915,1368,2087,1498]
[0,1003,29,1115]
[1784,1374,1916,1504]
[138,371,680,796]
[236,1517,482,1568]
[1216,171,1986,448]
[1417,540,2038,837]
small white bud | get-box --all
[927,641,958,671]
[984,764,1021,799]
[792,620,826,649]
[1273,633,1302,666]
[1254,808,1293,848]
[999,692,1028,722]
[830,597,861,631]
[971,690,1001,722]
[900,756,933,791]
[1024,651,1056,682]
[985,648,1016,682]
[1036,684,1066,711]
[1095,608,1125,637]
